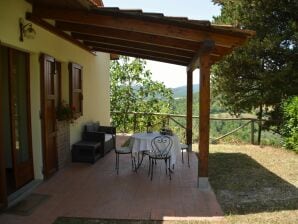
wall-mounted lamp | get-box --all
[19,18,36,42]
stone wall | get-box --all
[57,121,71,169]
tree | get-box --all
[110,56,173,132]
[211,0,298,143]
[281,96,298,151]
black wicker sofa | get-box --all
[72,122,116,163]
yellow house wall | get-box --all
[0,0,111,179]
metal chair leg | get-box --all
[134,157,137,172]
[148,157,151,176]
[131,154,136,171]
[115,152,117,170]
[150,158,154,181]
[187,150,190,167]
[169,158,172,180]
[165,159,168,174]
[116,153,119,175]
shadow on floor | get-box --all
[209,152,298,215]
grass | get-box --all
[207,144,298,224]
[54,218,224,224]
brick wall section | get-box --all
[57,121,71,169]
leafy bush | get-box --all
[110,57,173,133]
[282,96,298,151]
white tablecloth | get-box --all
[130,132,180,166]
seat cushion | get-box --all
[105,134,113,142]
[73,141,101,149]
[148,152,171,159]
[85,122,100,132]
[115,147,131,154]
[180,143,188,149]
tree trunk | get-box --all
[257,104,263,145]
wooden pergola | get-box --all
[27,0,254,188]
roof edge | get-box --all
[88,0,104,7]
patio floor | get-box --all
[0,135,223,224]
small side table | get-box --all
[72,141,102,164]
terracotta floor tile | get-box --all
[0,144,223,224]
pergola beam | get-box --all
[187,40,215,72]
[83,39,194,59]
[57,21,202,51]
[90,42,191,62]
[26,13,93,54]
[57,22,233,60]
[110,53,119,60]
[92,47,188,66]
[33,6,248,47]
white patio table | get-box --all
[129,132,180,168]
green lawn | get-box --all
[207,144,298,224]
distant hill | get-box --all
[172,84,199,98]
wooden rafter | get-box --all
[84,41,193,60]
[110,53,119,60]
[90,42,191,62]
[33,6,248,47]
[26,13,93,54]
[26,0,102,10]
[56,21,202,51]
[27,3,253,66]
[57,21,235,60]
[187,40,215,72]
[92,47,188,66]
[76,34,195,58]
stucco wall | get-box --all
[0,0,111,179]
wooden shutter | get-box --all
[69,62,83,117]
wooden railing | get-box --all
[111,111,264,145]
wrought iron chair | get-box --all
[115,137,135,174]
[148,135,173,180]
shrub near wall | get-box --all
[282,96,298,151]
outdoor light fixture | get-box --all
[19,18,36,42]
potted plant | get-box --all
[56,100,76,123]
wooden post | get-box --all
[0,117,7,210]
[251,120,255,145]
[257,105,263,145]
[186,70,193,150]
[198,53,211,184]
[257,119,262,145]
[0,44,8,208]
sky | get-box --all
[103,0,221,88]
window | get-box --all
[69,62,83,117]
